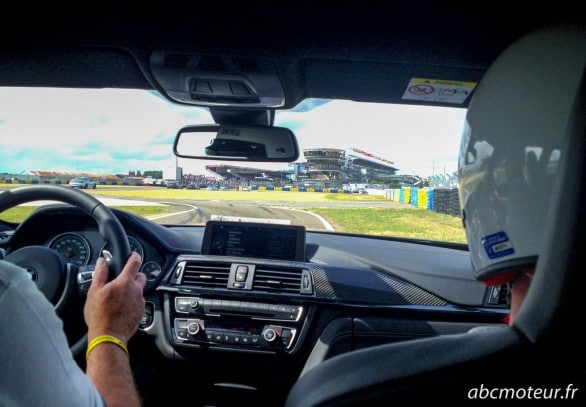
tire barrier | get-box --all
[410,187,419,207]
[432,188,461,216]
[1,179,461,217]
[389,187,459,217]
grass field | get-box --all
[89,186,388,203]
[306,207,466,242]
[0,185,467,243]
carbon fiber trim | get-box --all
[309,264,447,306]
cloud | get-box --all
[0,88,465,177]
[275,100,466,176]
[0,88,213,174]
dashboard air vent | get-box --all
[181,261,231,288]
[253,265,307,294]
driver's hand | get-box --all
[84,252,146,343]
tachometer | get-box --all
[100,236,144,260]
[48,232,91,266]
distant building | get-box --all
[192,147,402,188]
[302,148,346,187]
[300,147,398,187]
[343,148,398,184]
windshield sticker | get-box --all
[481,231,515,259]
[402,78,477,104]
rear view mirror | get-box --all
[173,124,300,162]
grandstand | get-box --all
[344,148,398,184]
[201,147,401,188]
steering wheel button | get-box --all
[78,281,90,294]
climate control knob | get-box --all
[187,321,200,335]
[262,327,278,343]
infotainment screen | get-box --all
[201,220,306,261]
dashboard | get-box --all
[4,204,170,292]
[0,203,510,400]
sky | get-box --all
[0,87,467,178]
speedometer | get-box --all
[48,232,91,266]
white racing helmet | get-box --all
[458,23,586,284]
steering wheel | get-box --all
[0,185,131,356]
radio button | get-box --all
[258,303,269,311]
[175,298,190,313]
[176,329,188,340]
[174,319,189,340]
[280,328,294,347]
[224,333,241,343]
[240,301,251,309]
[221,300,233,309]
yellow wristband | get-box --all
[86,334,128,361]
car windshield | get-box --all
[0,87,467,244]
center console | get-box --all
[171,296,305,351]
[159,220,312,354]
